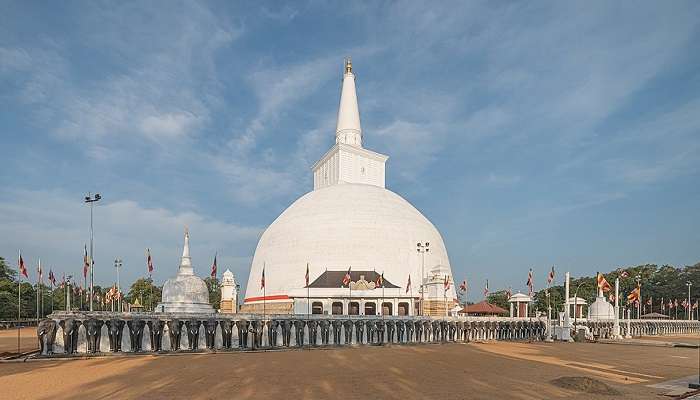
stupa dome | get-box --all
[244,183,453,301]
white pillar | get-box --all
[509,303,514,317]
[564,272,571,325]
[613,278,621,339]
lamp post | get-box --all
[416,242,429,316]
[84,193,101,312]
[114,259,122,312]
[687,281,693,321]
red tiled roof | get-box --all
[460,301,508,315]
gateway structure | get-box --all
[242,59,456,316]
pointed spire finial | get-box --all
[179,226,193,273]
[336,57,362,147]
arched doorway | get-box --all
[349,302,360,315]
[332,302,343,315]
[398,302,409,316]
[382,302,393,316]
[312,301,323,314]
[364,302,377,315]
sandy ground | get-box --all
[0,328,38,357]
[638,334,699,346]
[0,341,697,400]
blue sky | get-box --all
[1,1,699,300]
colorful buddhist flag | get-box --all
[483,280,489,298]
[547,266,555,285]
[459,280,467,292]
[305,263,310,287]
[18,252,28,279]
[526,268,533,295]
[443,275,450,292]
[342,267,352,286]
[405,275,411,294]
[260,266,265,289]
[597,272,612,293]
[375,272,384,288]
[83,245,90,279]
[147,248,154,275]
[211,253,217,279]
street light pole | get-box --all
[114,259,122,312]
[84,193,101,312]
[416,242,429,316]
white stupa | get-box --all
[156,229,214,313]
[587,288,615,320]
[243,58,455,316]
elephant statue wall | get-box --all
[343,320,354,345]
[167,319,183,351]
[37,319,57,355]
[292,320,304,347]
[267,320,279,348]
[148,320,164,352]
[319,320,330,345]
[220,320,233,349]
[59,319,81,354]
[105,319,124,352]
[205,319,218,349]
[332,320,342,345]
[85,318,104,353]
[238,319,249,349]
[127,319,146,352]
[185,320,201,350]
[281,320,292,347]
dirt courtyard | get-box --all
[0,328,38,357]
[1,338,698,400]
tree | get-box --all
[204,277,220,309]
[0,257,16,281]
[126,278,161,311]
[487,290,509,311]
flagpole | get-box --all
[349,266,352,315]
[306,263,310,317]
[17,250,21,357]
[36,259,40,325]
[410,277,413,316]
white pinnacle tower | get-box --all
[335,57,362,147]
[179,227,193,275]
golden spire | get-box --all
[344,57,352,74]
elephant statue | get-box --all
[343,320,354,345]
[205,319,218,349]
[148,320,164,352]
[127,319,146,352]
[267,320,279,348]
[354,320,365,344]
[281,319,292,347]
[319,320,330,345]
[396,321,405,343]
[292,319,304,347]
[252,320,264,348]
[59,319,81,354]
[307,320,318,346]
[185,320,201,350]
[238,319,249,349]
[37,319,57,355]
[167,319,183,351]
[386,320,396,343]
[376,320,386,344]
[106,319,124,352]
[414,321,422,343]
[85,318,104,353]
[332,320,342,345]
[220,320,233,349]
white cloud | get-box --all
[0,189,262,289]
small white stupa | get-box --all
[156,228,214,313]
[219,269,238,313]
[587,288,615,320]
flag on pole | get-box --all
[83,245,90,279]
[147,248,154,275]
[260,266,265,289]
[60,273,65,289]
[405,275,411,294]
[547,266,555,285]
[674,299,679,308]
[375,272,384,288]
[682,299,688,309]
[211,253,217,279]
[483,280,489,298]
[305,263,310,287]
[661,297,665,311]
[48,270,56,287]
[506,286,512,300]
[19,252,28,278]
[443,275,450,292]
[693,301,698,310]
[37,259,43,283]
[342,267,352,286]
[668,299,674,309]
[526,268,533,295]
[459,280,467,292]
[646,297,652,306]
[608,292,615,303]
[627,286,640,304]
[619,269,629,278]
[596,272,612,292]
